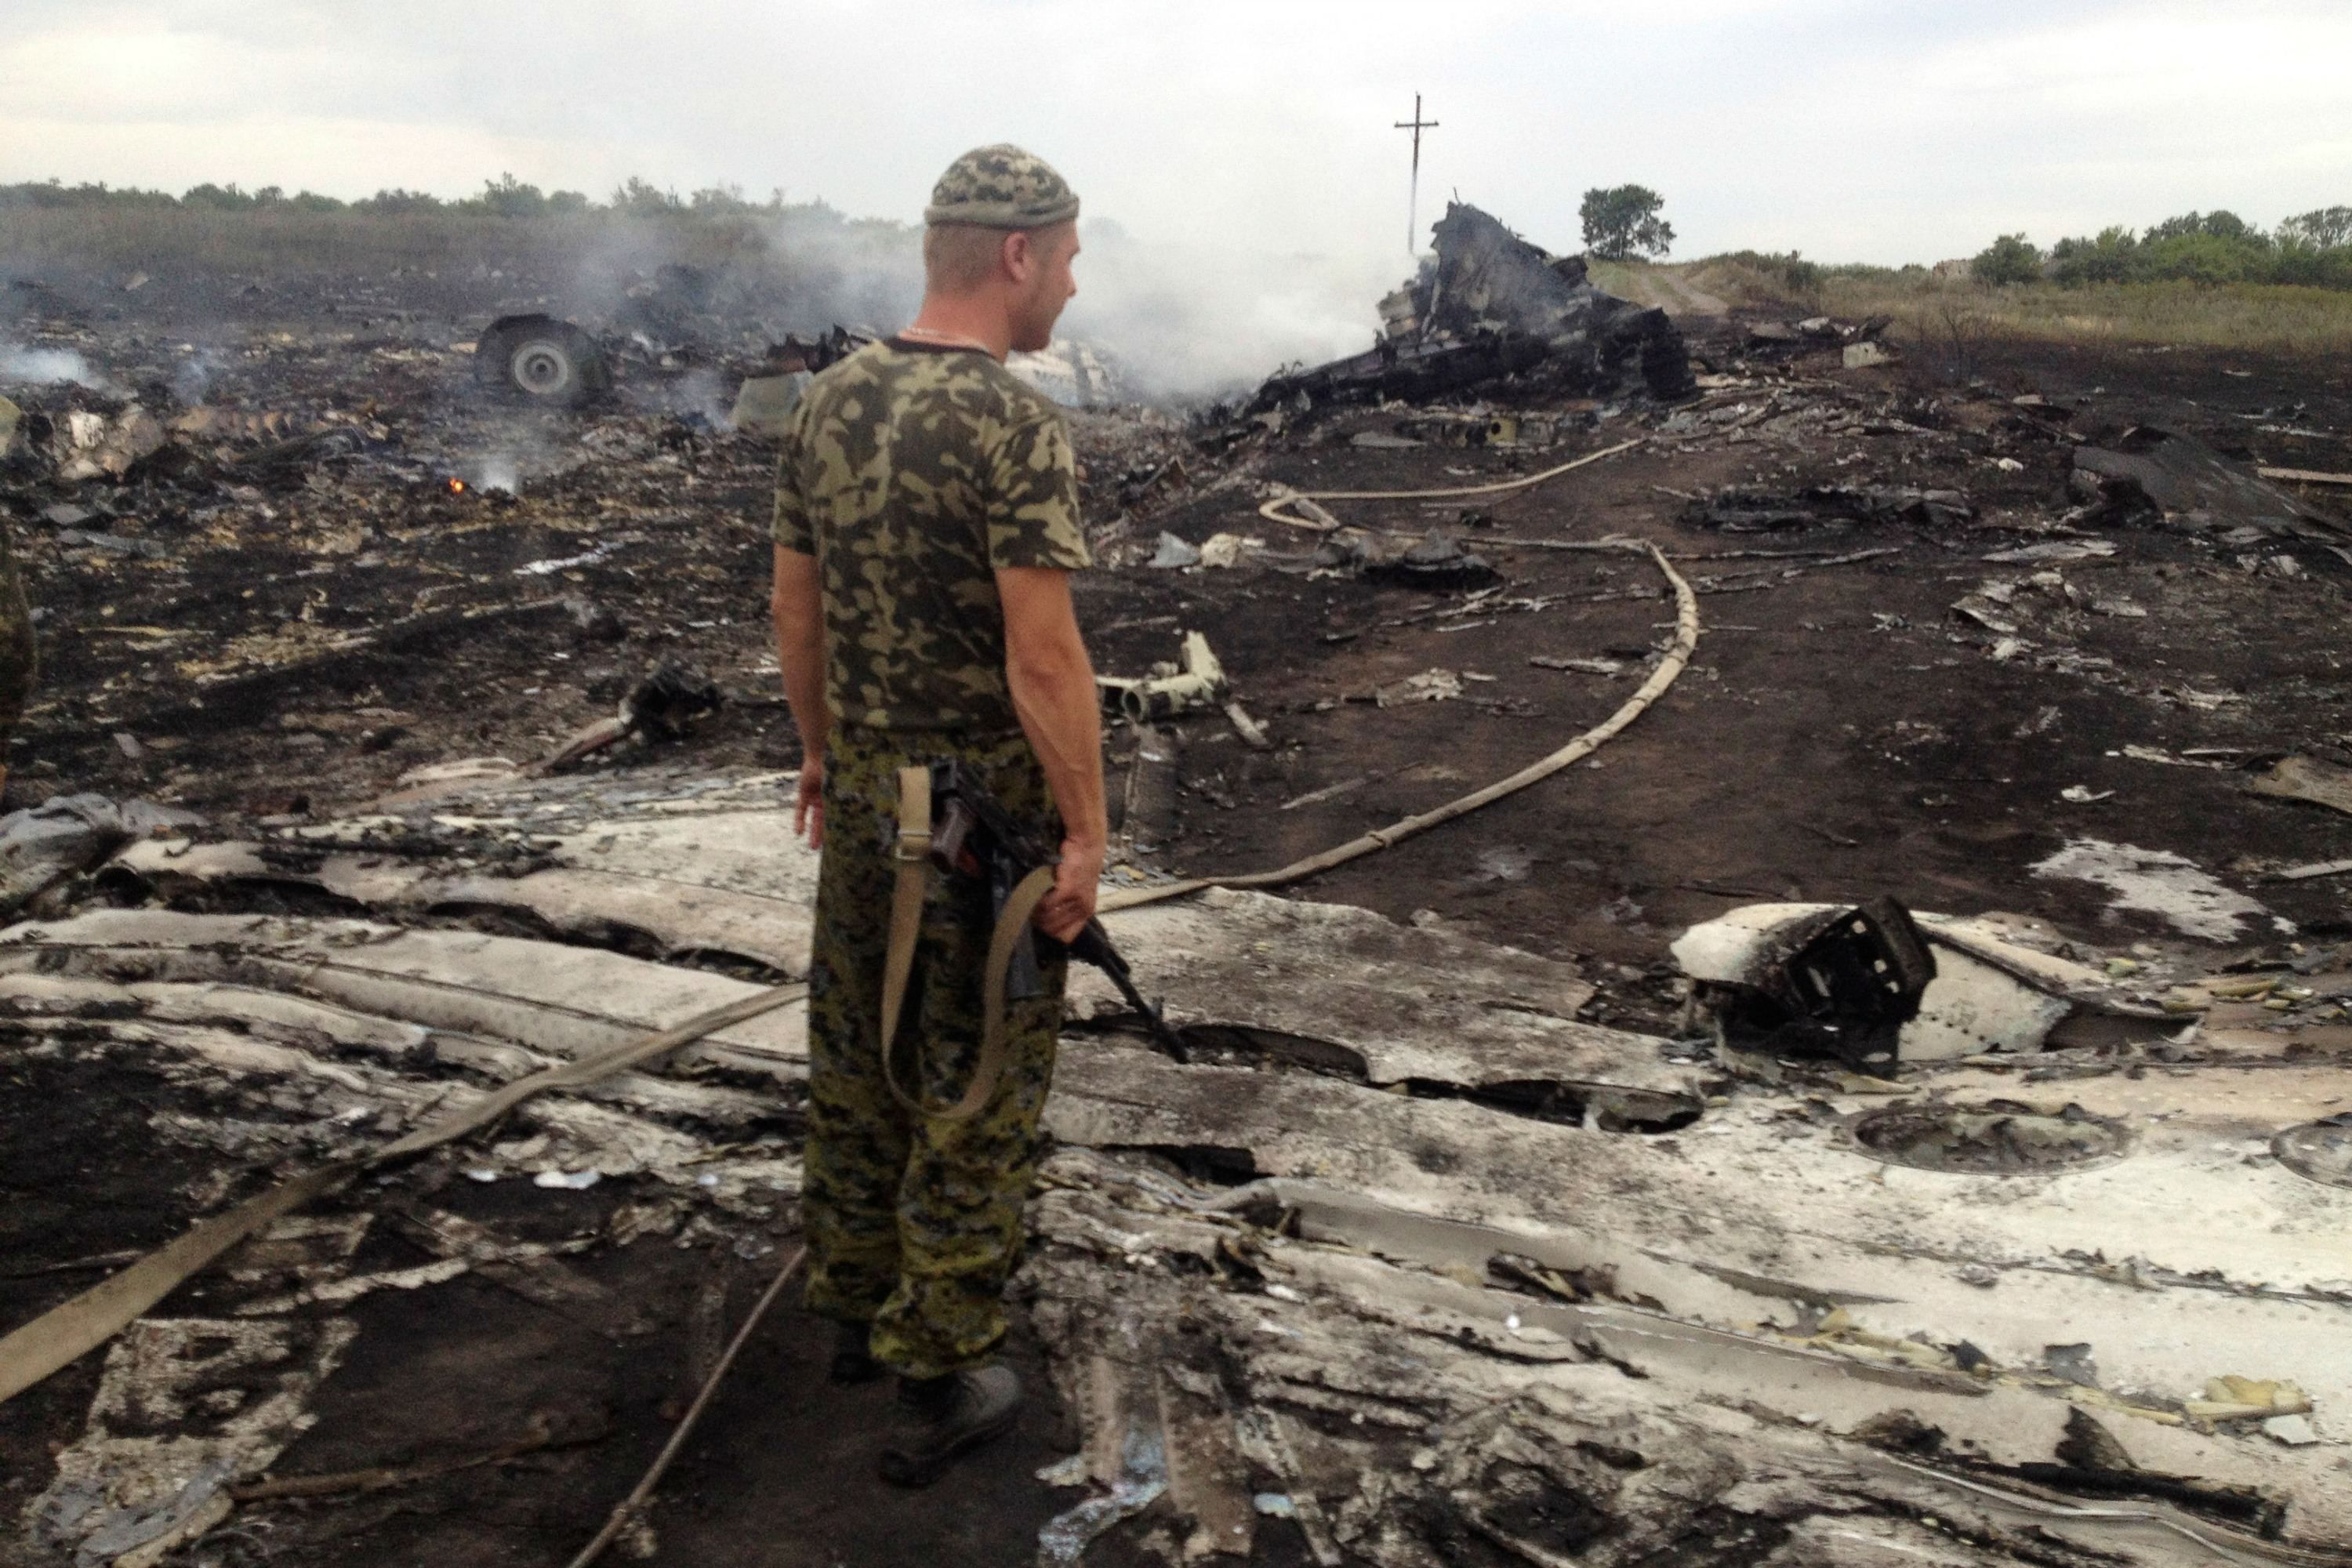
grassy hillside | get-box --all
[1591,254,2352,354]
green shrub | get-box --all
[2140,230,2264,285]
[2049,226,2138,285]
[1972,233,2044,286]
[1700,249,1823,295]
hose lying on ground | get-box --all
[1251,436,1647,529]
[564,1244,809,1568]
[0,982,808,1406]
[1105,440,1698,913]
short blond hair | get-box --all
[923,223,1008,293]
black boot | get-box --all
[877,1363,1022,1486]
[829,1319,882,1385]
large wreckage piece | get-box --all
[1247,202,1696,418]
[1027,1149,2346,1567]
[475,308,869,414]
[9,769,2352,1562]
[2073,426,2351,544]
[102,779,1690,1123]
[1674,899,2186,1065]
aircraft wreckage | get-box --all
[1239,202,1697,423]
[2,764,2347,1566]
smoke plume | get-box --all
[0,344,113,391]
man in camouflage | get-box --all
[769,145,1104,1486]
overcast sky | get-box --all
[5,1,2348,269]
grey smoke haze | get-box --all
[169,349,228,405]
[731,219,1407,400]
[554,209,1403,401]
[1059,223,1404,401]
[0,345,111,391]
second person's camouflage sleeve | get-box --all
[984,412,1090,572]
[771,400,816,554]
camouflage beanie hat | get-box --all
[924,144,1080,230]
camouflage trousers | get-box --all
[800,724,1065,1379]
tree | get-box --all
[182,182,257,210]
[2146,210,2266,247]
[689,182,756,213]
[2048,225,2139,285]
[2279,205,2352,250]
[468,172,548,217]
[2140,230,2258,285]
[610,176,682,216]
[353,188,444,215]
[1,180,174,210]
[1580,185,1675,260]
[1971,233,2043,285]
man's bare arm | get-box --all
[998,565,1105,941]
[771,543,829,847]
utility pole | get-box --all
[1395,93,1438,256]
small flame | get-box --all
[444,477,467,495]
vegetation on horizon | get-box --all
[1575,194,2352,358]
[10,172,2350,357]
[0,172,816,220]
[1972,207,2352,291]
[0,174,920,290]
[1591,249,2352,358]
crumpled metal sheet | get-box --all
[2075,426,2348,542]
[1671,902,2178,1059]
[13,765,2352,1563]
[1027,1142,2352,1564]
[0,793,200,915]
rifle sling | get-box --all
[881,764,1056,1123]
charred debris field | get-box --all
[8,220,2350,973]
[4,209,2352,1568]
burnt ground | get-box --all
[4,259,2352,1566]
[1126,397,2352,978]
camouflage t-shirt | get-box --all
[773,339,1091,731]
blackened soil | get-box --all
[0,1040,318,1548]
[1083,388,2352,994]
[181,1268,1194,1568]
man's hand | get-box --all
[999,565,1108,945]
[1035,834,1103,943]
[794,756,825,848]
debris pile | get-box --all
[2072,424,2352,543]
[5,775,2347,1565]
[1239,202,1694,423]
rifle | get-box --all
[877,760,1189,1121]
[926,760,1189,1065]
